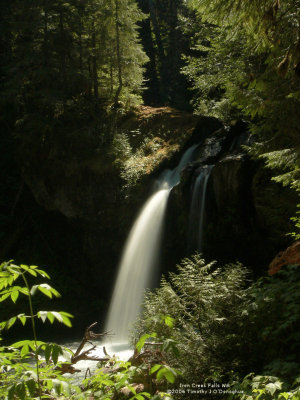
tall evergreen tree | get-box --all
[1,0,148,124]
[137,0,193,108]
[183,0,300,191]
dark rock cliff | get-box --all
[162,122,298,274]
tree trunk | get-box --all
[43,1,48,67]
[114,0,123,104]
[92,17,98,99]
[147,0,168,103]
[147,0,165,68]
[59,7,67,89]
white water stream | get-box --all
[188,165,213,252]
[104,144,197,347]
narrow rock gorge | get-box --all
[3,107,297,329]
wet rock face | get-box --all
[211,155,249,213]
[164,122,298,272]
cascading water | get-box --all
[105,144,198,344]
[105,188,170,341]
[188,165,214,252]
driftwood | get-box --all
[58,322,113,374]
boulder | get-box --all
[269,241,300,275]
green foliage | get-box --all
[0,261,181,399]
[182,0,300,192]
[132,255,300,396]
[132,255,252,385]
[2,0,148,109]
[245,265,300,383]
[0,261,74,399]
[111,131,180,189]
[290,204,300,240]
[229,374,300,400]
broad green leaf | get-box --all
[156,366,177,383]
[150,364,162,374]
[50,287,61,297]
[136,333,157,352]
[29,340,45,352]
[0,293,10,302]
[279,393,289,400]
[44,344,52,363]
[46,379,54,390]
[19,287,29,295]
[47,311,55,323]
[8,275,15,285]
[51,344,63,364]
[21,344,30,357]
[25,379,36,396]
[115,375,128,390]
[10,290,19,303]
[52,311,64,323]
[17,314,27,326]
[8,385,16,400]
[156,367,168,381]
[27,269,37,277]
[37,284,53,298]
[133,395,144,400]
[127,386,137,395]
[162,370,176,383]
[265,382,280,395]
[15,382,26,399]
[12,340,31,348]
[35,268,50,279]
[140,394,151,399]
[0,271,10,277]
[59,311,73,327]
[53,380,62,396]
[6,316,17,329]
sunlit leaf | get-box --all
[6,316,17,329]
[150,364,161,374]
[136,333,157,352]
[27,269,37,277]
[35,269,50,279]
[37,284,53,298]
[21,344,30,357]
[17,314,27,326]
[47,311,55,324]
[10,290,19,303]
[38,311,48,323]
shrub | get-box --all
[0,260,74,399]
[132,255,253,390]
[132,255,300,399]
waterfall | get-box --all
[105,188,169,341]
[105,145,197,342]
[188,165,213,252]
